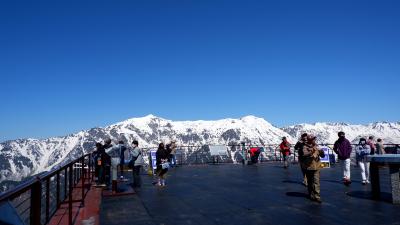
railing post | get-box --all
[88,154,92,182]
[81,157,85,206]
[69,164,73,225]
[30,177,42,225]
[46,177,50,223]
[293,147,297,163]
[56,171,60,208]
[64,167,68,200]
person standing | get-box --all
[367,136,377,155]
[156,143,169,186]
[356,138,371,185]
[93,142,104,185]
[168,140,178,167]
[102,138,113,187]
[333,132,353,186]
[131,140,144,188]
[279,137,291,168]
[118,141,127,179]
[301,134,325,203]
[376,138,386,154]
[295,133,308,186]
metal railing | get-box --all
[141,143,400,165]
[0,153,93,225]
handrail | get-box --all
[0,153,93,225]
[0,153,91,202]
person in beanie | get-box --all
[333,132,353,186]
[279,137,291,168]
[301,134,324,203]
[295,133,308,186]
[367,136,376,155]
[356,138,371,185]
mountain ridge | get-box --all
[1,114,399,192]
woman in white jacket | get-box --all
[131,140,145,188]
[356,138,371,185]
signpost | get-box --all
[209,145,227,164]
[320,146,331,168]
[149,150,157,174]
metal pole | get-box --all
[69,164,73,225]
[81,157,85,206]
[88,154,91,182]
[56,171,60,208]
[46,178,50,223]
[30,177,42,225]
[64,167,68,200]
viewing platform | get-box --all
[1,159,400,225]
[99,163,397,225]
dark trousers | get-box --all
[132,166,142,188]
[156,165,168,177]
[299,160,307,185]
[305,170,321,200]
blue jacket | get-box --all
[356,144,371,161]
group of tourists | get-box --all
[92,138,144,188]
[282,132,389,203]
[92,138,178,189]
[333,133,386,186]
[91,134,390,199]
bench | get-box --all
[366,154,400,204]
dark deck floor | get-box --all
[100,162,400,225]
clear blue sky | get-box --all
[1,0,399,141]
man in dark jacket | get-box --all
[295,133,308,186]
[333,132,353,185]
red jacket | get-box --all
[280,141,291,156]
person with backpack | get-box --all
[107,140,128,182]
[101,138,112,187]
[279,137,291,168]
[93,142,104,186]
[156,143,169,186]
[295,133,308,186]
[129,140,144,188]
[333,132,353,186]
[301,134,325,203]
[356,138,372,185]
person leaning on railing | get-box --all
[301,134,325,203]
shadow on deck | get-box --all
[99,162,399,225]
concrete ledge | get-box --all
[366,154,400,163]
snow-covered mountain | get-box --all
[1,115,399,192]
[282,122,400,144]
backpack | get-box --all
[128,149,141,169]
